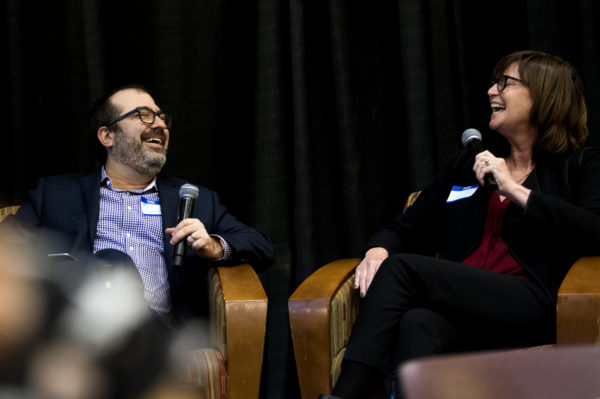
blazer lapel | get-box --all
[80,170,102,246]
[158,176,181,272]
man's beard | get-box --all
[111,127,168,176]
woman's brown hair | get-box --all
[492,50,588,155]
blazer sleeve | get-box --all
[364,149,474,256]
[523,147,600,253]
[201,190,275,271]
[1,177,46,240]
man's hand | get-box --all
[354,247,389,297]
[166,218,224,259]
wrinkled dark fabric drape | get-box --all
[3,0,600,397]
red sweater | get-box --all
[462,192,529,279]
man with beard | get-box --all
[2,84,275,327]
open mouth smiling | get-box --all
[144,137,163,145]
[141,130,167,147]
[491,103,506,113]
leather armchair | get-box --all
[0,205,20,222]
[288,193,600,399]
[185,264,268,399]
[1,206,268,399]
[289,258,360,399]
[399,345,600,399]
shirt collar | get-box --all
[100,166,158,193]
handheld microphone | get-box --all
[461,128,498,189]
[173,184,200,267]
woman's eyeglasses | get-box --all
[490,75,527,92]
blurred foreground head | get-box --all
[0,238,171,399]
[0,240,45,378]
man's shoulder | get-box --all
[36,170,100,191]
[157,175,215,197]
[41,170,94,182]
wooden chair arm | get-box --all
[557,256,600,345]
[0,205,20,222]
[288,258,361,399]
[216,264,268,399]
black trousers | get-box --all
[343,253,556,375]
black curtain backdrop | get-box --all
[3,0,600,397]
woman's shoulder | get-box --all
[579,146,600,159]
[561,146,600,167]
[575,146,600,172]
[541,146,600,177]
[536,146,600,166]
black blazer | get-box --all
[366,147,600,300]
[7,169,275,321]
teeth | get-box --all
[146,138,162,144]
[491,103,505,111]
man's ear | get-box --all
[97,126,114,149]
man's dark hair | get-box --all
[88,84,152,162]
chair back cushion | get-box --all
[329,275,359,387]
[330,275,359,358]
[208,269,227,359]
[184,348,228,399]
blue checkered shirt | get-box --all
[93,170,172,316]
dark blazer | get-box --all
[366,147,600,300]
[6,169,275,321]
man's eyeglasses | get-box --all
[105,106,172,128]
[490,75,527,92]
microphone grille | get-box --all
[179,184,199,199]
[461,128,482,147]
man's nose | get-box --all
[151,116,168,129]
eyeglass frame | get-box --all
[490,75,527,93]
[105,106,171,128]
[490,75,527,92]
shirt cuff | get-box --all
[210,234,232,261]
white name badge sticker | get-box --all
[446,185,479,203]
[141,197,162,216]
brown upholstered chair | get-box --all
[1,206,268,399]
[399,345,600,399]
[0,205,20,222]
[288,193,600,399]
[186,264,268,399]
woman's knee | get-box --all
[373,254,427,290]
[384,253,432,274]
[393,308,464,363]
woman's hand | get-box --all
[474,151,511,189]
[474,151,532,207]
[354,247,389,297]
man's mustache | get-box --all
[140,128,167,143]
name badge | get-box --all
[141,196,161,216]
[446,185,479,203]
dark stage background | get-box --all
[3,0,600,397]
